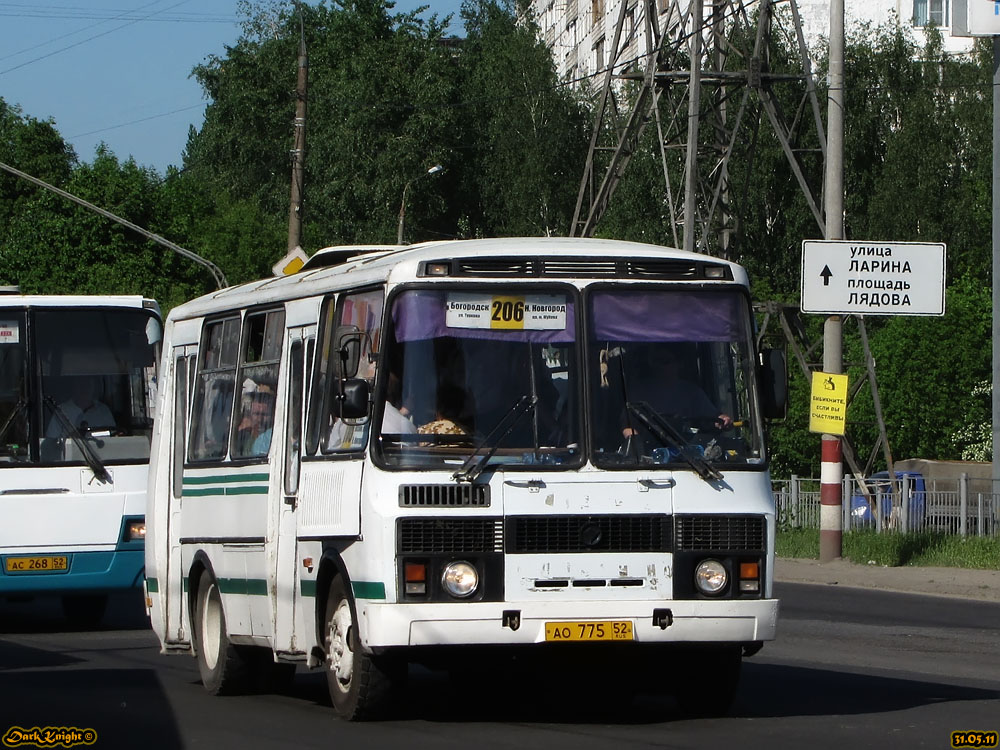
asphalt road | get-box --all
[1,584,998,750]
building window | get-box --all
[592,0,604,27]
[912,0,947,27]
[595,36,605,73]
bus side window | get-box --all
[188,317,240,461]
[231,308,284,460]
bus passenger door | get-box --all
[166,346,197,643]
[274,330,308,653]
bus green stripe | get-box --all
[182,485,269,497]
[300,580,317,597]
[352,581,386,600]
[218,578,268,596]
[146,577,158,593]
[183,473,270,485]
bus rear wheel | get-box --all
[323,576,403,720]
[193,569,252,695]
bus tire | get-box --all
[673,646,742,718]
[62,594,107,628]
[193,569,252,695]
[323,575,402,720]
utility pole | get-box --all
[820,0,845,563]
[287,9,307,254]
[682,0,703,253]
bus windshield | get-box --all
[587,287,764,470]
[0,307,161,466]
[377,287,580,470]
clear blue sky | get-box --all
[0,1,463,175]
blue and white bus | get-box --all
[0,292,161,626]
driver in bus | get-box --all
[621,345,732,440]
[46,376,116,437]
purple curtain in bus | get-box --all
[591,290,742,342]
[392,291,576,344]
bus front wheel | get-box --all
[193,569,252,695]
[323,576,403,720]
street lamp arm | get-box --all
[396,164,444,246]
[0,160,229,289]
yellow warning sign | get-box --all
[809,371,848,435]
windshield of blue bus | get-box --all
[377,287,581,469]
[587,287,765,470]
[0,307,161,465]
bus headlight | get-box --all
[126,520,146,542]
[441,561,479,598]
[694,559,728,595]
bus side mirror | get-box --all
[336,378,370,420]
[759,348,787,420]
[334,326,362,379]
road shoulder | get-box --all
[775,557,1000,602]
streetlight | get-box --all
[397,164,444,245]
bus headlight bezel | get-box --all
[441,561,479,599]
[694,558,728,596]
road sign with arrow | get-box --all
[800,240,946,316]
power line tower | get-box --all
[570,0,826,256]
[570,0,892,488]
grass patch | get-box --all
[776,528,1000,569]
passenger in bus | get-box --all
[236,388,275,457]
[46,376,116,437]
[620,345,732,439]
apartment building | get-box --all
[532,0,974,85]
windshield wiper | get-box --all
[452,395,537,483]
[44,396,112,484]
[626,401,723,482]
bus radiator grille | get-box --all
[398,518,504,553]
[674,515,766,552]
[399,484,491,508]
[506,515,673,554]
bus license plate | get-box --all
[5,555,69,573]
[544,620,633,642]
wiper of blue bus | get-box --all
[452,394,538,484]
[44,396,112,485]
[625,401,723,482]
[0,397,26,443]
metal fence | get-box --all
[773,475,999,537]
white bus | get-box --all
[146,238,786,718]
[0,293,162,626]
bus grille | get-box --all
[399,484,491,508]
[398,518,503,553]
[674,515,766,551]
[506,515,673,553]
[448,257,732,281]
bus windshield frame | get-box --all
[374,283,583,472]
[0,305,162,467]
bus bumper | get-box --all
[0,549,145,595]
[356,598,779,649]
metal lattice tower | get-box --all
[570,0,827,256]
[569,0,896,490]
